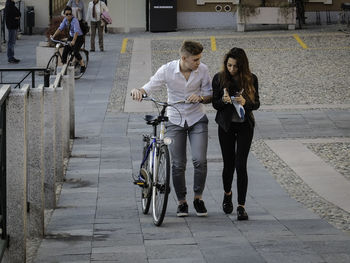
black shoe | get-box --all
[237,206,248,221]
[90,49,95,52]
[177,202,188,217]
[80,65,86,73]
[193,199,207,217]
[223,193,233,214]
[8,58,20,63]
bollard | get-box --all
[4,85,29,263]
[44,70,50,87]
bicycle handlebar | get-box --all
[50,37,71,46]
[142,95,191,106]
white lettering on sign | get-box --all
[154,6,173,9]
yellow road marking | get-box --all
[121,38,128,53]
[293,34,308,49]
[210,36,217,51]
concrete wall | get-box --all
[1,67,74,263]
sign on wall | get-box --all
[197,0,239,5]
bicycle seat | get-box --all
[144,115,159,125]
[342,3,350,11]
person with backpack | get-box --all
[86,0,108,52]
[51,6,86,73]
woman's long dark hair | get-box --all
[219,47,255,102]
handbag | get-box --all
[101,10,112,24]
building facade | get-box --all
[1,0,347,35]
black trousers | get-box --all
[218,121,254,206]
[62,35,84,64]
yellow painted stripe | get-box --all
[210,36,217,51]
[121,38,128,53]
[293,34,308,49]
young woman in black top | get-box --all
[212,47,260,220]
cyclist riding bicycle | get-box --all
[51,6,86,73]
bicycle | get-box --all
[133,96,185,226]
[46,37,89,79]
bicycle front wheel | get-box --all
[141,140,152,214]
[152,144,170,226]
[46,54,58,75]
[73,49,89,79]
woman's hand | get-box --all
[234,95,246,106]
[222,88,231,104]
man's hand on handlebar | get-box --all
[130,88,147,102]
[187,93,202,103]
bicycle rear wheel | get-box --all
[152,144,170,226]
[141,138,152,214]
[73,49,89,79]
[46,54,58,75]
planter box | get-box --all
[237,7,296,32]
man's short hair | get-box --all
[64,6,72,13]
[180,40,203,57]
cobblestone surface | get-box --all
[251,139,350,234]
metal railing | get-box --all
[0,68,50,88]
[49,0,67,19]
[0,86,10,261]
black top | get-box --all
[212,72,260,132]
[5,1,21,30]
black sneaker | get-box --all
[193,199,207,217]
[237,206,248,221]
[223,193,233,214]
[177,202,188,217]
[8,58,20,63]
[80,65,86,73]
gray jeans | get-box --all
[166,115,208,201]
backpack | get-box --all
[79,20,90,35]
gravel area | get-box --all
[107,39,133,113]
[150,33,350,106]
[251,139,350,234]
[305,142,350,181]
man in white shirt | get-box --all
[131,40,212,217]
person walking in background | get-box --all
[212,48,260,220]
[86,0,108,52]
[66,0,85,21]
[5,0,21,63]
[131,41,212,217]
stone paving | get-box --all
[1,26,350,262]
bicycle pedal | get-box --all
[134,180,145,187]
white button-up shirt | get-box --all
[142,60,212,127]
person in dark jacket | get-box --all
[212,47,260,220]
[5,0,21,63]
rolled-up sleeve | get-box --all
[58,18,67,31]
[142,64,167,95]
[200,65,212,96]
